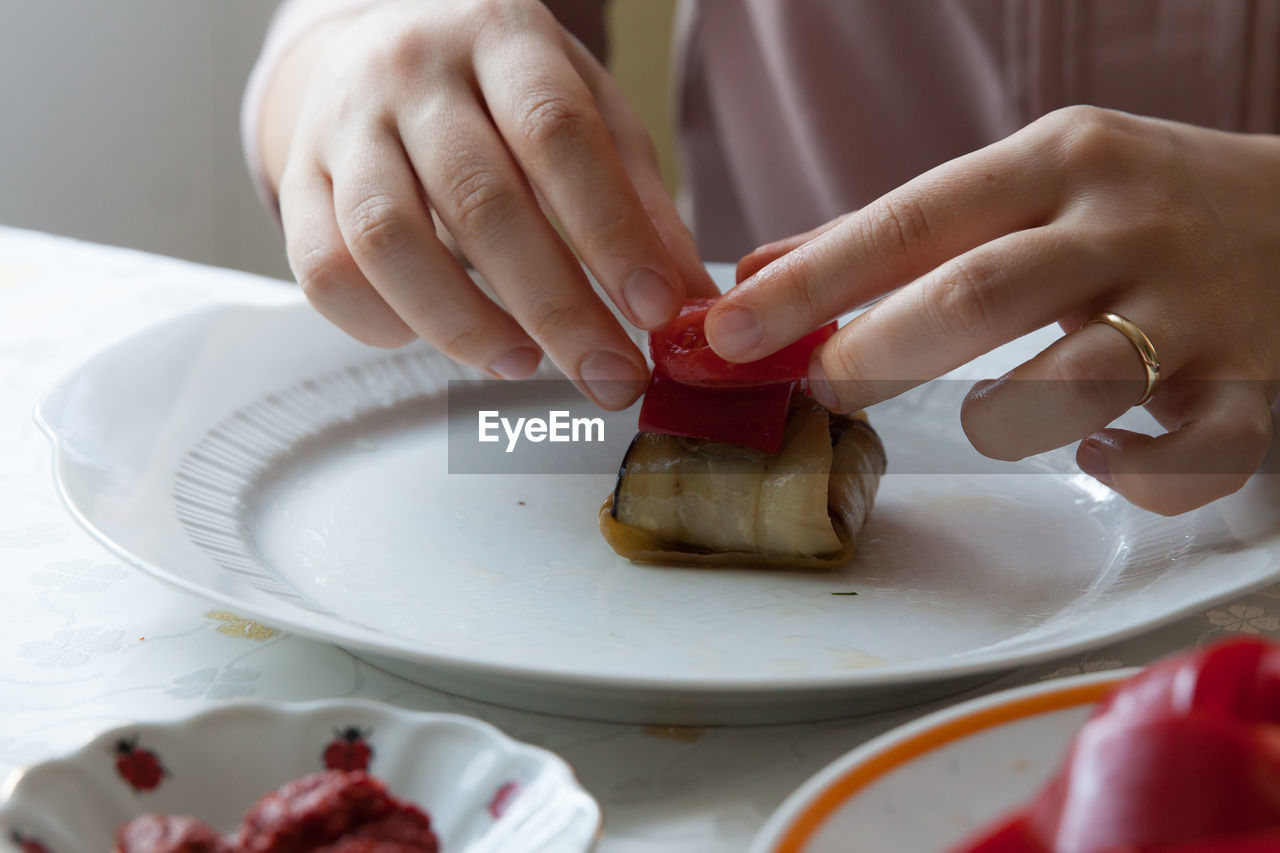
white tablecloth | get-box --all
[3,225,1279,851]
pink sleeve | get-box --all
[241,0,607,220]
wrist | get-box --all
[259,15,353,192]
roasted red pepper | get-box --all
[650,298,836,387]
[638,298,835,451]
[952,639,1280,853]
[637,371,795,453]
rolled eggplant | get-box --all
[600,399,885,568]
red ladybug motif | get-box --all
[489,781,520,819]
[11,829,51,853]
[114,736,166,792]
[323,726,373,771]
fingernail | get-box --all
[807,359,842,411]
[489,347,542,380]
[580,350,646,409]
[623,267,679,329]
[1077,440,1113,486]
[708,305,763,359]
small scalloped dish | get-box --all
[0,700,601,853]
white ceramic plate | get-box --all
[749,670,1130,853]
[0,699,600,853]
[35,263,1280,724]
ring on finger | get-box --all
[1085,311,1161,406]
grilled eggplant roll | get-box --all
[600,399,885,568]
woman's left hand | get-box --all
[706,106,1280,515]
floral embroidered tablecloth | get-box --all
[2,225,1279,852]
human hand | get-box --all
[707,106,1280,514]
[262,0,715,409]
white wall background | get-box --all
[1,2,291,279]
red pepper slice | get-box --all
[637,371,795,453]
[951,639,1280,853]
[650,297,836,387]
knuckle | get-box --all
[516,88,594,150]
[577,206,639,260]
[863,194,932,264]
[291,243,355,303]
[345,194,410,258]
[435,321,488,361]
[822,342,875,410]
[1051,347,1123,414]
[384,26,433,76]
[463,0,526,30]
[1050,106,1129,169]
[921,257,1002,340]
[445,162,517,238]
[522,300,580,342]
[464,0,553,51]
[1040,104,1106,132]
[772,253,826,326]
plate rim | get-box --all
[748,667,1134,852]
[0,696,603,847]
[31,294,1280,693]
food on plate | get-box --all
[951,638,1280,853]
[601,298,885,567]
[638,297,837,453]
[114,769,439,853]
[603,400,883,566]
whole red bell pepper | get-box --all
[952,638,1280,853]
[637,297,836,452]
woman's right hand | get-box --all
[259,0,715,409]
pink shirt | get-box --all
[243,0,1280,262]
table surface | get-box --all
[4,224,1280,852]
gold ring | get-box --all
[1085,312,1161,405]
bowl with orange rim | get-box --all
[749,669,1131,853]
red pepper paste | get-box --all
[115,770,439,853]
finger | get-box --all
[961,304,1187,461]
[279,164,416,349]
[705,129,1062,361]
[735,215,849,285]
[1077,379,1273,515]
[561,34,718,299]
[402,92,648,410]
[806,225,1118,413]
[328,129,543,379]
[474,22,688,328]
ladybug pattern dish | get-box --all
[323,727,374,772]
[0,700,600,853]
[113,738,166,793]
